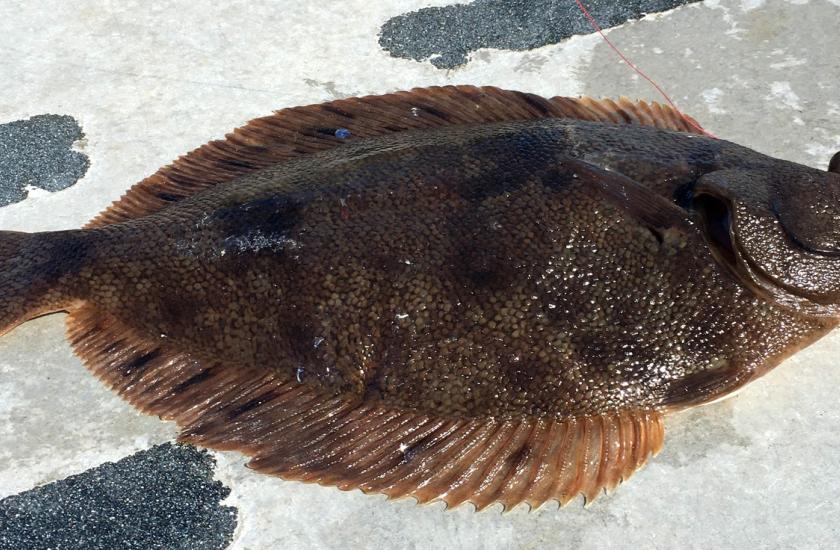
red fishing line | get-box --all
[573,0,715,138]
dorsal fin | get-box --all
[87,85,708,228]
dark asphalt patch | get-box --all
[0,114,90,206]
[379,0,702,69]
[0,443,237,550]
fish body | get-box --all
[3,86,839,508]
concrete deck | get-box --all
[1,1,839,548]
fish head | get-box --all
[693,163,840,317]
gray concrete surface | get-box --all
[1,1,839,549]
[0,115,89,206]
[0,444,236,549]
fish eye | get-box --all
[830,151,840,174]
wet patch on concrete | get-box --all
[0,114,89,206]
[379,0,702,69]
[657,399,751,469]
[0,443,237,550]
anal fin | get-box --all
[67,304,664,510]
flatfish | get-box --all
[3,86,839,509]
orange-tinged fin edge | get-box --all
[67,304,665,510]
[87,85,708,228]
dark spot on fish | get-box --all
[173,369,215,394]
[466,266,501,289]
[502,359,538,394]
[413,104,450,122]
[156,192,181,202]
[673,182,695,208]
[321,104,357,119]
[118,349,162,377]
[379,0,702,69]
[570,330,611,365]
[363,377,383,401]
[286,322,319,362]
[458,176,518,203]
[74,325,99,343]
[682,148,724,175]
[220,158,255,170]
[517,92,554,116]
[614,109,634,124]
[403,431,440,462]
[211,195,303,241]
[0,114,90,206]
[227,390,280,420]
[505,440,533,470]
[159,293,201,327]
[102,341,123,357]
[313,127,347,138]
[22,232,91,289]
[455,136,548,201]
[646,225,665,245]
[456,244,512,291]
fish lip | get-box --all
[693,191,833,312]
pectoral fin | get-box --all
[561,158,693,231]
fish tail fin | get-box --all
[0,230,83,336]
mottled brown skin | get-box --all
[24,118,836,421]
